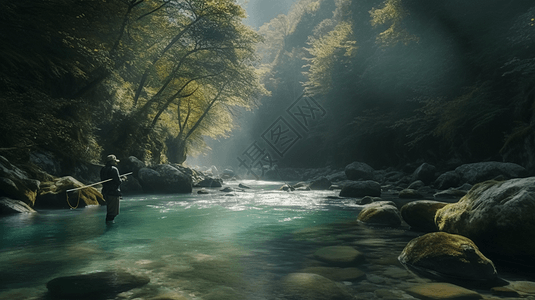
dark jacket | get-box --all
[100,164,121,196]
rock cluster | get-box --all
[280,160,535,297]
[0,154,224,214]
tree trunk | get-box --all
[167,135,187,164]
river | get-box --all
[0,180,533,299]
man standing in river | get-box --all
[100,154,123,223]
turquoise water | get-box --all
[0,180,533,299]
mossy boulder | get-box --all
[400,200,448,232]
[399,232,497,283]
[35,176,104,209]
[435,177,535,263]
[357,201,402,227]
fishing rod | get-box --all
[65,172,133,193]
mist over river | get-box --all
[1,180,534,300]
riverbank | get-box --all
[2,154,535,299]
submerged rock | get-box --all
[339,180,381,198]
[405,283,483,300]
[280,273,353,300]
[399,232,497,284]
[400,200,448,232]
[435,177,535,263]
[46,271,150,298]
[313,246,365,267]
[357,201,402,227]
[300,266,366,282]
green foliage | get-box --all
[251,0,535,169]
[303,21,357,95]
[0,0,268,166]
[97,0,268,163]
[369,0,419,46]
[0,79,101,162]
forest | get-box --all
[1,0,535,174]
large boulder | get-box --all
[309,177,332,190]
[357,201,402,227]
[400,200,448,232]
[280,273,353,300]
[120,176,144,194]
[138,164,192,193]
[399,232,497,284]
[119,156,146,177]
[0,155,40,206]
[454,161,527,184]
[35,176,104,209]
[339,180,381,198]
[434,171,461,190]
[0,197,36,214]
[46,271,150,299]
[344,162,375,181]
[435,177,535,263]
[412,163,437,185]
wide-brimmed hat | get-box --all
[106,154,120,163]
